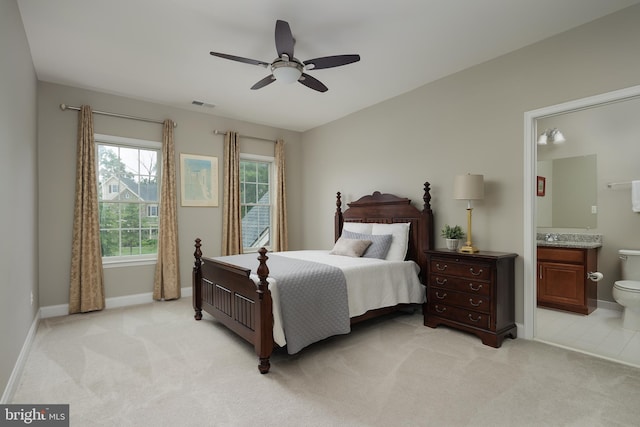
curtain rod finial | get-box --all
[59,103,67,110]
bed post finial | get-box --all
[335,192,344,242]
[423,182,432,211]
[193,238,203,320]
[256,247,270,291]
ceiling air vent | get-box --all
[191,100,216,108]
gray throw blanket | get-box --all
[216,253,350,354]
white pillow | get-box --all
[372,222,411,261]
[342,222,373,234]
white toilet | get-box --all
[613,249,640,331]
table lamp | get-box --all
[454,174,484,253]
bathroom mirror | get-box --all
[536,154,597,229]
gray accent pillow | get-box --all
[330,237,372,257]
[341,230,393,259]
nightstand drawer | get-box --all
[428,274,491,297]
[428,303,491,329]
[428,288,490,314]
[430,258,491,281]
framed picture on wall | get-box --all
[180,153,218,207]
[537,176,546,197]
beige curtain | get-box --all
[153,119,180,300]
[69,105,105,314]
[222,131,242,255]
[273,139,288,251]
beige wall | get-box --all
[37,82,303,306]
[300,5,640,323]
[0,0,38,400]
[538,97,640,302]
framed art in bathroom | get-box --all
[537,176,546,197]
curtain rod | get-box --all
[213,129,275,143]
[59,103,177,128]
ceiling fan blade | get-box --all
[275,20,295,59]
[210,51,269,68]
[298,73,328,93]
[251,75,276,90]
[303,54,361,70]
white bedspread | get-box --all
[250,250,425,347]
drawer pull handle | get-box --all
[435,278,448,285]
[435,292,447,299]
[435,263,448,271]
[435,306,447,313]
[468,314,482,323]
[469,298,482,307]
[469,268,483,276]
[469,283,483,292]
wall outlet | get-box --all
[30,291,33,306]
[591,205,597,214]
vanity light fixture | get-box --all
[454,173,484,253]
[537,128,566,145]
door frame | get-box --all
[522,84,640,339]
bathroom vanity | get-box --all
[536,234,601,315]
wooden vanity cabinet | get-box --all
[536,246,597,315]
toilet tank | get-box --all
[619,249,640,280]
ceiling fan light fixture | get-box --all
[271,61,303,84]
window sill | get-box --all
[102,257,157,268]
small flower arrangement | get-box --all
[440,224,465,239]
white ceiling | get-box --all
[17,0,640,132]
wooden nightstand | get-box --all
[424,249,518,347]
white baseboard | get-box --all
[40,286,193,319]
[597,299,622,312]
[1,309,40,404]
[516,322,524,339]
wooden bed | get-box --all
[192,183,434,373]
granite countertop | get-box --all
[536,232,602,249]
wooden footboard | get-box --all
[193,239,274,373]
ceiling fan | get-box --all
[209,19,360,93]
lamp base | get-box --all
[459,245,479,253]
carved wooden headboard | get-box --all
[334,183,434,277]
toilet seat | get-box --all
[614,280,640,292]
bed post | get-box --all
[193,238,203,320]
[420,182,435,282]
[423,182,434,249]
[334,191,343,242]
[255,247,273,374]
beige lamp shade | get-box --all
[453,174,484,200]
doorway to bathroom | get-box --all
[524,84,640,368]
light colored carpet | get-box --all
[12,298,640,426]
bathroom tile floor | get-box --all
[536,306,640,368]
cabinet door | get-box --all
[537,262,585,307]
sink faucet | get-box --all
[545,233,559,242]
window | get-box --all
[96,134,161,264]
[240,154,273,252]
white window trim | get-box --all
[96,134,162,268]
[95,133,161,150]
[240,153,275,252]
